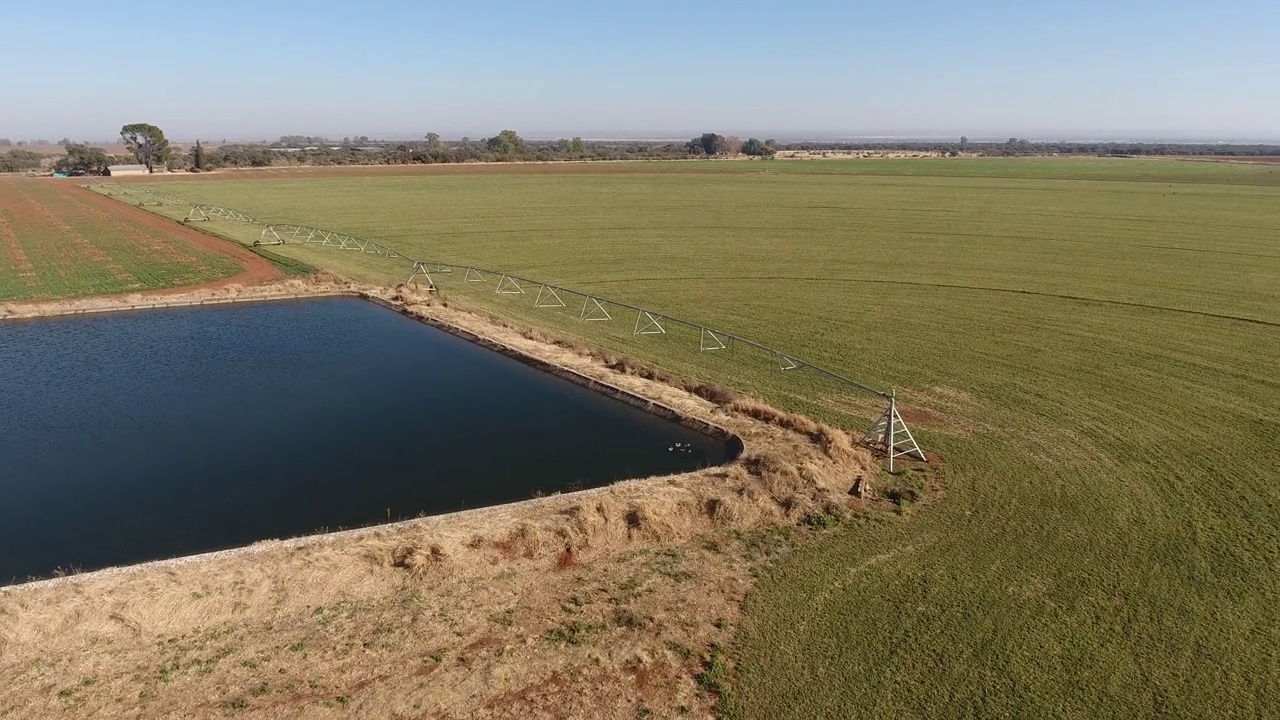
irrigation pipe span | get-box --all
[89,182,927,469]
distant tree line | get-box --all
[5,129,1280,174]
[0,138,52,148]
[0,149,44,173]
[171,134,1280,170]
[158,130,786,169]
[781,138,1280,157]
[11,125,177,175]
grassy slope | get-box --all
[128,158,1280,717]
[0,178,240,301]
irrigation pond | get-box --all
[0,297,734,583]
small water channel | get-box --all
[0,298,735,583]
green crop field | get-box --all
[109,158,1280,717]
[0,177,242,301]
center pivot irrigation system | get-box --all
[90,182,927,471]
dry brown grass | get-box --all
[0,281,878,719]
[0,274,359,320]
[479,317,746,411]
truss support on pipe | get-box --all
[534,284,566,308]
[634,310,666,335]
[778,354,799,371]
[700,328,728,351]
[406,261,436,289]
[185,204,259,224]
[255,226,283,246]
[495,275,524,294]
[859,391,927,472]
[465,267,486,282]
[580,297,612,321]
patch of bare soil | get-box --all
[893,385,990,438]
[0,280,885,719]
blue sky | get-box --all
[2,0,1277,142]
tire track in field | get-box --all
[0,208,38,290]
[10,183,138,288]
[58,192,200,265]
[579,275,1280,329]
[790,545,915,640]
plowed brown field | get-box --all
[0,177,276,301]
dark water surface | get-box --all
[0,298,733,583]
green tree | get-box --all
[55,143,110,174]
[960,136,969,146]
[486,129,525,155]
[741,138,776,156]
[119,123,171,173]
[425,132,442,150]
[0,149,43,173]
[690,132,727,156]
[192,139,206,171]
[570,136,585,154]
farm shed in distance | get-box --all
[106,164,149,176]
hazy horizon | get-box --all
[2,0,1277,143]
[26,132,1280,147]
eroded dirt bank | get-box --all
[0,279,884,720]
